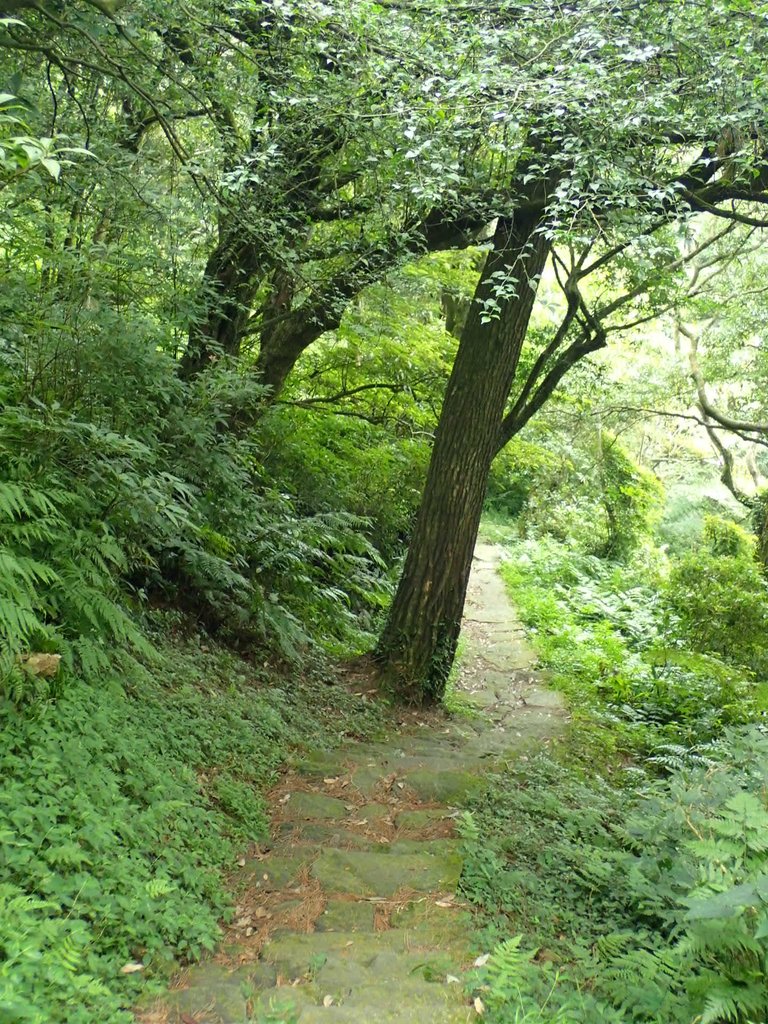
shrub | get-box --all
[0,673,235,1023]
[0,628,385,1024]
[702,514,755,560]
[0,420,156,699]
[500,538,757,751]
[257,408,430,561]
[463,729,768,1024]
[598,436,664,562]
[663,550,768,676]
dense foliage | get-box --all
[464,730,768,1024]
[3,0,768,1020]
[463,501,768,1023]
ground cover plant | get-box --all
[462,512,768,1024]
[0,629,386,1024]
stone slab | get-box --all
[281,791,348,821]
[311,848,463,898]
[315,899,377,933]
[401,768,485,804]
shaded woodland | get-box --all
[4,2,768,1022]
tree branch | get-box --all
[685,326,768,434]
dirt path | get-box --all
[147,544,567,1024]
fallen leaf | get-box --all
[279,794,291,804]
[447,974,461,984]
[473,953,490,967]
[236,857,246,867]
[119,962,144,974]
[323,777,338,785]
[323,995,334,1007]
[396,782,405,790]
[474,996,486,1015]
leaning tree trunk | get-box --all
[376,212,550,704]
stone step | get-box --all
[394,808,457,831]
[280,791,350,821]
[255,981,474,1024]
[399,767,485,803]
[293,1004,474,1024]
[262,928,463,972]
[310,847,463,898]
[276,822,387,850]
[164,969,473,1024]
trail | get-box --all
[148,544,567,1024]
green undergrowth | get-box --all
[460,526,768,1024]
[0,621,386,1024]
[463,731,768,1024]
[498,534,763,757]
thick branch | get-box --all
[702,417,753,507]
[685,326,768,434]
[496,281,607,450]
[276,381,409,408]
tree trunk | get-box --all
[179,231,263,378]
[375,212,550,703]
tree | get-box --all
[376,0,768,702]
[0,1,495,401]
[6,0,768,705]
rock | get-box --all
[390,902,473,946]
[394,809,454,831]
[237,852,315,890]
[294,750,349,778]
[281,791,349,821]
[164,961,276,1021]
[311,849,463,898]
[400,768,484,804]
[278,822,379,850]
[357,802,391,822]
[18,652,61,677]
[349,767,383,799]
[387,839,460,856]
[315,899,376,933]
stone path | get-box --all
[148,544,567,1024]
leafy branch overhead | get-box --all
[5,3,768,1023]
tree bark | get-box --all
[180,230,264,378]
[375,211,550,703]
[182,206,491,397]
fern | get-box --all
[0,470,152,702]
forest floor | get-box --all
[140,544,567,1024]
